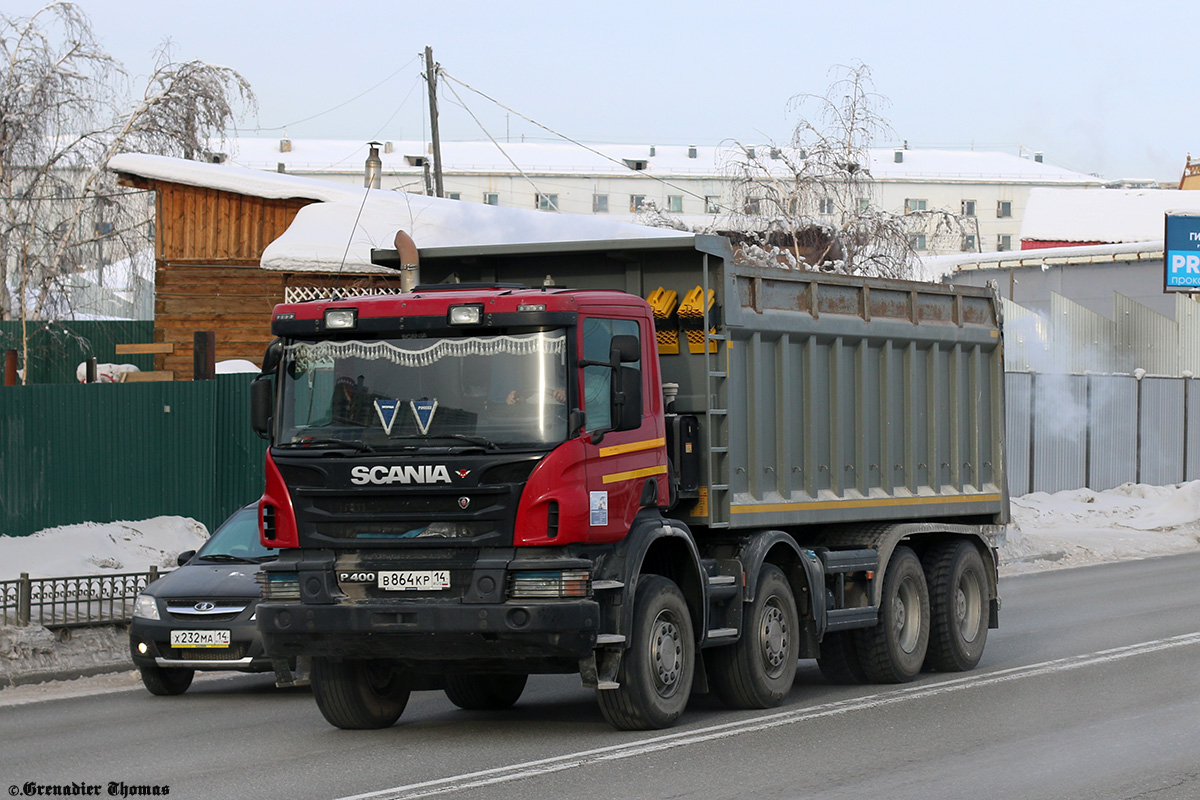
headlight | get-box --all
[133,594,160,620]
[508,570,591,598]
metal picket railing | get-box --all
[0,568,163,629]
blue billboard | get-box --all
[1165,212,1200,292]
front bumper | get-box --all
[129,616,274,672]
[258,598,600,665]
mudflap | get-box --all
[273,655,311,688]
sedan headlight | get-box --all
[133,593,160,621]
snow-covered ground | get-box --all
[1,482,1198,696]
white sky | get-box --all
[6,0,1195,183]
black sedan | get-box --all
[129,505,279,695]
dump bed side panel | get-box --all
[714,261,1007,529]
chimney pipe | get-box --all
[394,230,419,291]
[365,141,382,189]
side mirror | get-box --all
[610,334,640,364]
[176,550,196,567]
[261,339,283,374]
[250,375,274,439]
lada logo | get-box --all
[350,465,453,485]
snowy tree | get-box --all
[0,2,254,376]
[719,62,971,280]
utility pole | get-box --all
[424,46,445,198]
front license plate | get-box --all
[378,570,451,591]
[170,629,231,648]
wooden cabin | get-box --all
[113,172,403,378]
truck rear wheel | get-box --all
[597,575,694,731]
[311,658,410,729]
[856,546,929,683]
[445,674,528,710]
[923,540,989,672]
[707,564,798,708]
[817,631,868,685]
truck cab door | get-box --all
[578,313,667,543]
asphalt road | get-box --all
[2,553,1198,800]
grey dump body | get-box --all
[380,234,1008,537]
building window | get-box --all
[705,196,720,214]
[997,234,1012,251]
[818,197,835,215]
[630,195,646,212]
[593,194,609,213]
[904,198,927,214]
[483,192,499,206]
[997,200,1012,218]
[743,197,761,215]
[909,234,927,251]
[447,192,461,201]
[962,234,977,252]
[857,198,870,213]
[537,193,559,212]
[667,195,683,213]
[961,199,976,216]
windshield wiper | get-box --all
[197,554,258,564]
[382,434,501,452]
[277,438,375,452]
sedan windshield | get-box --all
[276,330,569,450]
[196,507,277,562]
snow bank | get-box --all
[0,517,209,581]
[1003,482,1200,573]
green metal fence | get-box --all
[0,320,157,385]
[0,374,264,537]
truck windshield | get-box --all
[276,330,569,451]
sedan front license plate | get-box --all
[378,570,450,591]
[170,629,231,648]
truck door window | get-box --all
[581,318,640,432]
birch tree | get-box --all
[721,62,970,279]
[0,2,253,376]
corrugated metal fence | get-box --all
[0,374,263,537]
[0,320,156,384]
[1006,371,1199,495]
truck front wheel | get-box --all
[856,546,929,683]
[707,564,799,708]
[597,575,695,730]
[445,674,528,710]
[923,540,989,672]
[311,658,410,729]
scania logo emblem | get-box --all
[458,497,471,510]
[193,602,217,612]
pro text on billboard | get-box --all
[1165,213,1200,292]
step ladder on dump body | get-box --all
[700,252,729,529]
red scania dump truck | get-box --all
[251,233,1007,731]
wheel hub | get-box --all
[760,601,788,674]
[651,612,682,696]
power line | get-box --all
[439,79,544,200]
[254,55,420,133]
[437,69,711,204]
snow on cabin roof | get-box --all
[218,138,1103,185]
[1020,187,1200,243]
[108,153,692,273]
